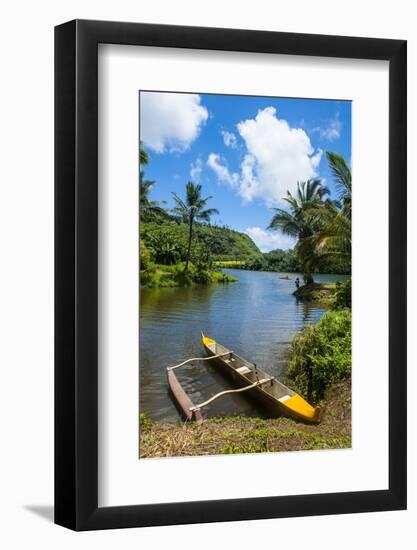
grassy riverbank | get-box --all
[140,262,238,288]
[293,282,337,303]
[213,260,246,268]
[293,279,351,308]
[139,379,351,458]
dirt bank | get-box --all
[139,379,351,458]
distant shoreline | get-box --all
[218,263,350,277]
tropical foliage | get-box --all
[172,182,219,271]
[240,248,348,274]
[244,248,300,272]
[268,179,331,283]
[139,141,149,166]
[141,220,261,267]
[269,153,352,283]
[139,239,152,270]
[139,171,167,221]
[285,309,352,402]
[139,145,260,287]
[139,143,352,289]
[333,279,352,310]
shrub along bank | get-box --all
[285,308,351,403]
[140,261,237,288]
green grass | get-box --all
[213,260,246,268]
[219,428,351,454]
[140,262,238,288]
[139,412,152,430]
[139,379,351,458]
[293,282,337,304]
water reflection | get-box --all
[140,269,347,421]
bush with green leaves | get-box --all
[243,247,349,274]
[285,309,351,403]
[140,260,237,288]
[139,239,152,270]
[333,279,351,310]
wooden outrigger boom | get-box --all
[167,351,234,371]
[190,377,273,411]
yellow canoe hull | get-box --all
[201,334,320,423]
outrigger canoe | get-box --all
[201,334,320,423]
[166,334,320,424]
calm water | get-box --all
[140,270,348,421]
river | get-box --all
[140,269,348,422]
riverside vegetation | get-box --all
[140,147,350,289]
[139,146,352,456]
[140,144,259,288]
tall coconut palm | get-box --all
[172,182,219,272]
[301,152,352,269]
[139,171,166,220]
[268,179,330,283]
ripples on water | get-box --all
[140,270,347,421]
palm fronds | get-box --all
[268,155,351,281]
[326,151,351,200]
[172,181,218,271]
[268,208,302,238]
[140,142,149,166]
[140,171,166,219]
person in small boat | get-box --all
[295,277,300,289]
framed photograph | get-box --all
[55,20,406,530]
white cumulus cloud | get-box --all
[190,158,203,181]
[140,92,208,153]
[221,130,238,149]
[237,107,322,204]
[207,107,322,206]
[207,153,239,188]
[245,227,296,252]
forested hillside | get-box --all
[141,213,261,265]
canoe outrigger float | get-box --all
[166,333,321,425]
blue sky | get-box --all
[140,91,351,252]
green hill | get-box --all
[141,214,261,265]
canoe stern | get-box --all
[280,394,321,423]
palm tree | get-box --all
[140,142,149,166]
[139,171,166,220]
[172,182,219,272]
[300,152,351,269]
[297,201,351,270]
[268,179,330,283]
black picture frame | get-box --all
[55,19,407,531]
